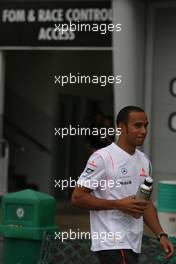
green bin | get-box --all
[0,189,58,264]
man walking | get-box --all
[71,106,174,264]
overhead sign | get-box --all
[0,1,114,47]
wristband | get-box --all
[157,232,168,241]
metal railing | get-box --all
[5,119,51,154]
[38,234,176,264]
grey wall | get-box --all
[150,7,176,200]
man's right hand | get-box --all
[72,186,149,214]
[116,196,149,218]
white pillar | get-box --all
[112,0,146,117]
[0,51,5,140]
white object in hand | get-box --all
[136,177,153,201]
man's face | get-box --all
[121,111,149,146]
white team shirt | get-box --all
[77,143,150,253]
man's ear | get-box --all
[118,122,124,131]
[118,122,127,134]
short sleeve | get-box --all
[77,152,106,190]
[143,153,152,177]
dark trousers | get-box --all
[96,249,139,264]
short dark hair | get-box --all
[116,106,144,126]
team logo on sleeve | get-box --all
[82,167,95,177]
[82,160,97,177]
[85,168,94,174]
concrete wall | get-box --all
[112,0,176,204]
[149,6,176,201]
